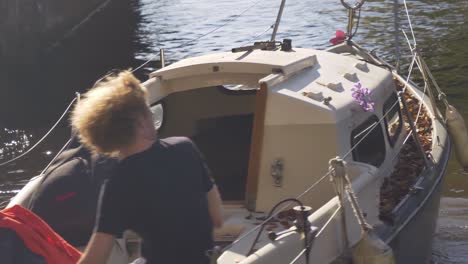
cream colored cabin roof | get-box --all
[149,49,317,79]
[144,48,395,124]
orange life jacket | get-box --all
[0,205,81,263]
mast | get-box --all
[271,0,287,41]
[340,0,365,40]
[394,0,401,73]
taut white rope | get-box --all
[0,95,79,167]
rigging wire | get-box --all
[288,248,307,264]
[315,206,342,237]
[399,20,434,145]
[402,0,417,47]
[403,28,449,109]
[242,24,275,46]
[0,96,78,167]
[401,28,415,52]
[39,137,74,176]
[132,0,265,72]
[401,63,429,145]
[287,205,342,264]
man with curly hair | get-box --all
[73,71,223,264]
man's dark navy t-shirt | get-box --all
[96,137,214,264]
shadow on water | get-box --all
[0,0,154,129]
[432,197,468,264]
[0,0,158,205]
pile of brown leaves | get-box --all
[379,81,433,224]
[252,209,296,231]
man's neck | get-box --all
[119,138,156,160]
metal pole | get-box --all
[414,56,444,122]
[398,91,432,168]
[160,48,165,68]
[394,0,401,73]
[271,0,287,41]
[346,9,355,37]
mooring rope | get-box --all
[0,95,79,167]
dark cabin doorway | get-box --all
[157,86,257,202]
[192,114,253,201]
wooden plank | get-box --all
[245,82,268,211]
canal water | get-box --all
[0,0,467,262]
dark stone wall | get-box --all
[0,0,106,64]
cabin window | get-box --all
[383,93,402,146]
[150,103,164,130]
[351,115,386,167]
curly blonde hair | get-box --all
[71,71,148,156]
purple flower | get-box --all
[351,83,375,112]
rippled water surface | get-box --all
[0,0,467,262]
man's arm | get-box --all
[78,232,114,264]
[207,184,223,228]
[186,138,224,228]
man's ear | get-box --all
[137,114,156,141]
[133,116,147,138]
[135,115,146,128]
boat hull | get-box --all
[389,177,443,263]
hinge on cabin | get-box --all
[271,159,284,187]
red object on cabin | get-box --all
[0,205,82,264]
[330,30,347,45]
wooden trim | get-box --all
[245,82,268,211]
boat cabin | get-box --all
[144,47,403,213]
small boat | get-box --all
[140,42,450,264]
[6,0,461,263]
